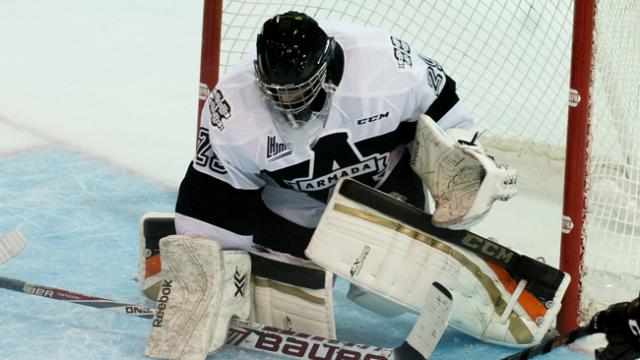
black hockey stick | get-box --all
[0,274,450,359]
[0,232,452,360]
[500,324,593,360]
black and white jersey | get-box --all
[175,21,475,250]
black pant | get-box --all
[254,151,425,258]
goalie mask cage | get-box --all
[197,0,640,334]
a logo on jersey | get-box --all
[195,127,227,174]
[266,136,292,162]
[209,89,231,131]
[283,132,388,192]
[356,111,390,125]
[419,54,446,96]
[390,36,412,69]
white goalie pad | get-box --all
[249,246,336,339]
[137,213,334,341]
[411,114,518,229]
[305,182,569,347]
[208,250,251,353]
[145,235,222,359]
[145,235,250,359]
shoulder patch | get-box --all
[209,89,232,131]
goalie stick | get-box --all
[0,232,453,360]
[501,324,593,360]
[0,274,451,360]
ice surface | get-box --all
[0,149,588,359]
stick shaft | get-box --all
[0,275,403,359]
[0,275,154,318]
[501,325,592,360]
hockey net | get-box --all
[571,0,640,328]
[200,0,640,332]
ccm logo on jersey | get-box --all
[356,112,389,125]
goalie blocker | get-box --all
[305,178,570,347]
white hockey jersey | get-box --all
[175,21,475,250]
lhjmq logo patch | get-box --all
[209,89,231,131]
[266,136,291,162]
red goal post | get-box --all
[559,0,594,334]
[196,0,640,335]
[197,0,222,139]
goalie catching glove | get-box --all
[411,114,518,229]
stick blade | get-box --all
[0,231,27,264]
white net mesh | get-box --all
[217,0,640,324]
[580,0,640,322]
[219,0,574,159]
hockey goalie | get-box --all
[139,10,569,359]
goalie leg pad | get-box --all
[145,236,251,359]
[145,235,223,360]
[208,250,251,353]
[139,213,334,339]
[305,181,569,347]
[249,248,336,339]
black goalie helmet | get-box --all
[255,12,335,126]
